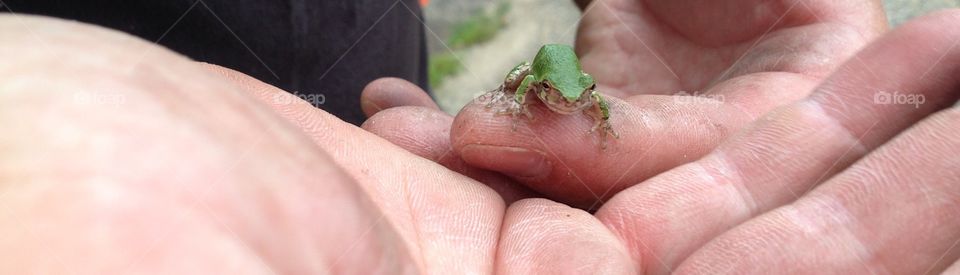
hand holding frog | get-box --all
[443,0,889,206]
[366,0,890,207]
[365,8,960,273]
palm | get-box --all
[576,0,882,100]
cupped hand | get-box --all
[448,0,889,207]
[0,15,628,274]
[0,15,632,274]
[597,10,960,273]
[362,4,960,274]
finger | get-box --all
[495,199,635,274]
[361,77,439,117]
[576,0,884,98]
[597,10,960,274]
[363,106,454,160]
[452,88,765,208]
[677,105,960,274]
[199,62,508,273]
[643,0,885,47]
[363,106,538,203]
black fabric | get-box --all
[3,0,429,125]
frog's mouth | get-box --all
[538,88,591,114]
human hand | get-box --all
[0,15,511,274]
[596,10,960,273]
[202,8,960,274]
[6,9,960,275]
[369,9,960,273]
[440,0,888,207]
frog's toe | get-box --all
[588,119,604,134]
[479,86,508,107]
[603,123,619,140]
[609,128,620,139]
[586,121,618,149]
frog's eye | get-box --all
[590,84,596,90]
[541,82,551,90]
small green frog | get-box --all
[484,44,618,146]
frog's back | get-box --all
[532,44,583,78]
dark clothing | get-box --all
[3,0,429,125]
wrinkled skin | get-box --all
[451,0,890,207]
[3,1,960,275]
[0,15,511,274]
[366,0,960,274]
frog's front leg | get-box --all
[489,74,534,127]
[483,62,531,112]
[586,90,619,147]
[504,61,531,91]
[510,74,536,119]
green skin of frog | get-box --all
[499,44,619,143]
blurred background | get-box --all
[423,0,960,113]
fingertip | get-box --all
[449,100,549,176]
[361,77,439,118]
[449,97,629,206]
[362,106,452,160]
[449,98,553,151]
[451,93,758,207]
[497,198,636,274]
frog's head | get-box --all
[537,75,595,114]
[533,44,597,114]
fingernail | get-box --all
[460,144,551,178]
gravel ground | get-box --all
[426,0,960,112]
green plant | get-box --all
[429,2,510,87]
[447,2,510,50]
[428,52,462,88]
